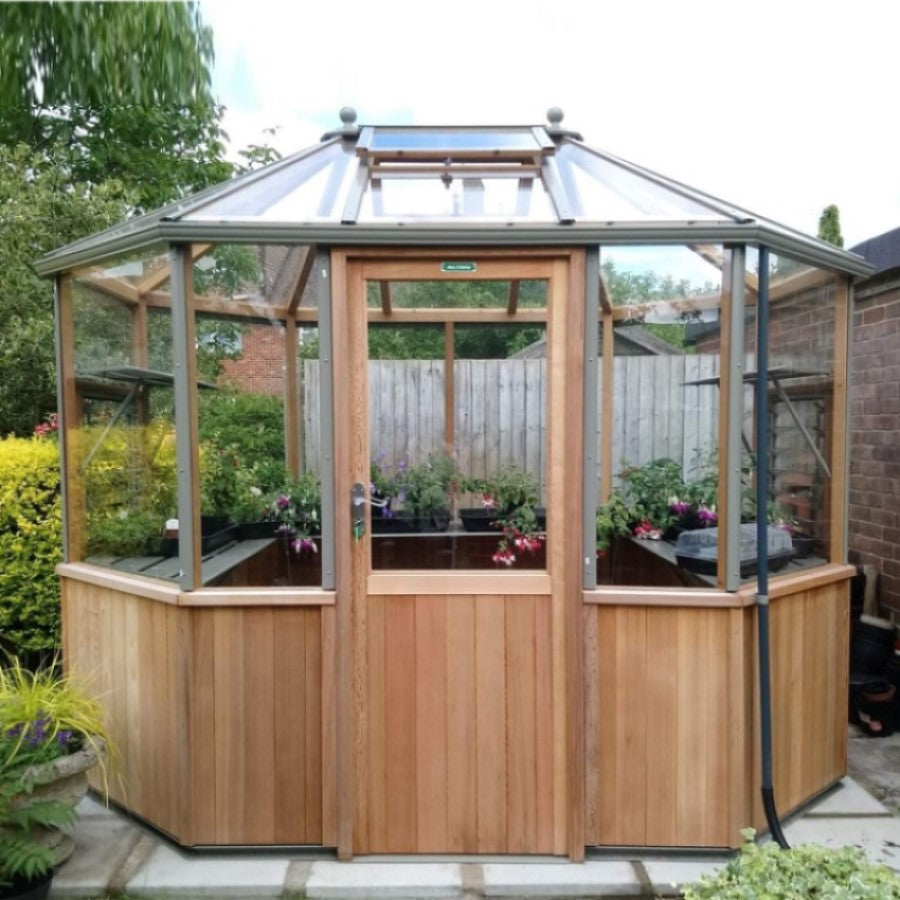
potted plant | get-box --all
[393,454,456,532]
[369,458,399,533]
[265,470,322,555]
[1,762,73,900]
[0,657,111,878]
[459,466,542,533]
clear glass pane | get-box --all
[183,143,342,220]
[741,251,840,581]
[368,305,547,571]
[191,243,322,587]
[69,252,177,575]
[367,280,546,310]
[358,176,556,221]
[598,245,724,587]
[558,144,731,222]
[369,128,543,153]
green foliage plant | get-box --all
[461,466,543,565]
[595,492,632,555]
[398,454,457,516]
[683,828,900,899]
[0,763,74,888]
[463,466,540,515]
[0,436,62,656]
[0,657,111,772]
[618,458,686,532]
[0,657,111,888]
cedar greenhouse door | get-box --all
[331,250,586,858]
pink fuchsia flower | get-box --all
[697,504,718,525]
[276,495,291,509]
[492,548,516,566]
[669,496,692,517]
[292,537,318,554]
[514,534,544,553]
[481,493,498,510]
[633,520,662,540]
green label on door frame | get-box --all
[440,261,477,273]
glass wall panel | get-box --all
[68,247,177,574]
[741,249,841,581]
[598,245,725,587]
[192,244,322,587]
[367,282,548,570]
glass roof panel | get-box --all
[183,142,343,221]
[368,128,543,154]
[557,144,732,222]
[358,175,556,221]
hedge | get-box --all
[0,436,62,655]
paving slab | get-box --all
[306,861,462,898]
[641,859,727,897]
[782,815,900,872]
[126,843,292,897]
[51,814,142,897]
[482,861,638,897]
[805,776,893,816]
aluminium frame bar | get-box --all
[582,247,600,588]
[170,245,199,591]
[723,247,746,592]
[37,222,874,278]
[54,277,70,562]
[318,251,336,590]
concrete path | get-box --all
[49,773,899,900]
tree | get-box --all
[0,145,126,435]
[0,2,231,212]
[0,2,235,434]
[0,2,213,110]
[817,204,844,248]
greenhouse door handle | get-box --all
[351,482,366,540]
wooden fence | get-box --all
[298,356,722,483]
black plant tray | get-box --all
[676,548,795,578]
[159,517,237,557]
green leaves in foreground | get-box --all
[683,829,900,899]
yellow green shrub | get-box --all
[0,436,62,654]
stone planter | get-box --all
[17,741,103,866]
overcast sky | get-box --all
[201,0,898,249]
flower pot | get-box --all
[237,521,280,540]
[459,508,499,533]
[17,742,103,866]
[159,517,237,557]
[0,870,54,900]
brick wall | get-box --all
[848,277,900,620]
[220,323,286,396]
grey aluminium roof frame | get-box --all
[36,119,875,279]
[37,220,874,278]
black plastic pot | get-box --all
[850,616,896,676]
[459,508,499,533]
[855,679,897,737]
[237,521,280,540]
[0,871,54,900]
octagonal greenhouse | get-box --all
[40,109,873,857]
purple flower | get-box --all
[292,537,318,554]
[56,729,74,748]
[698,504,718,525]
[668,496,692,517]
[276,495,291,510]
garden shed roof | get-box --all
[38,109,873,278]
